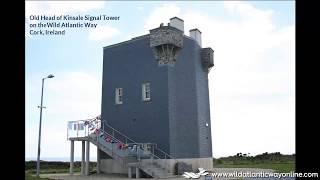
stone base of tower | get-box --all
[177,157,213,172]
[99,157,213,175]
[100,159,128,174]
[141,158,213,173]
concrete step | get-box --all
[140,165,173,179]
[87,133,174,179]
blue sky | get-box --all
[26,1,295,160]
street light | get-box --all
[36,74,54,177]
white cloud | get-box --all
[224,1,274,23]
[25,1,105,16]
[143,4,181,32]
[88,25,120,41]
[144,2,295,157]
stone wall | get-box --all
[100,158,213,175]
[201,48,214,71]
[100,159,128,174]
[141,158,213,174]
[149,26,183,48]
[150,26,184,65]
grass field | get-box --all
[25,161,92,179]
[25,173,50,180]
[25,167,81,174]
[213,152,295,173]
[214,162,295,173]
[25,169,80,180]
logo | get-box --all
[182,168,209,179]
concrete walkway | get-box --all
[40,168,276,180]
[40,173,183,180]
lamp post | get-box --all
[36,74,54,177]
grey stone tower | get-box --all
[101,17,214,159]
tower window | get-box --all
[115,88,123,104]
[142,83,151,101]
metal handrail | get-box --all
[98,129,123,145]
[87,131,126,166]
[68,117,177,162]
[92,127,151,163]
[103,123,137,144]
[96,118,175,160]
[155,146,175,159]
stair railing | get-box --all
[81,116,179,173]
[87,125,127,166]
[94,118,175,160]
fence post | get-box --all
[136,146,138,161]
[77,122,79,137]
[138,145,141,162]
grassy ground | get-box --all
[214,162,295,173]
[25,161,96,179]
[213,153,295,173]
[25,167,81,174]
[25,165,83,179]
[25,173,50,180]
[25,168,83,180]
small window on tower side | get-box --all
[142,83,151,101]
[115,88,123,104]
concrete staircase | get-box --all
[87,133,137,166]
[76,118,176,178]
[139,162,175,178]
